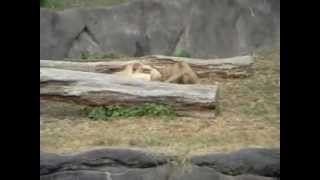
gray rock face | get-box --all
[40,0,280,59]
[40,8,87,59]
[191,148,280,178]
[68,29,103,58]
[40,148,280,180]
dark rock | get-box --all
[40,148,172,175]
[40,170,107,180]
[40,166,277,180]
[233,174,277,180]
[169,165,276,180]
[40,165,172,180]
[40,0,279,59]
[69,148,172,167]
[168,165,223,180]
[191,148,280,178]
[40,148,279,180]
[40,151,72,175]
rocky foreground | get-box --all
[40,148,280,180]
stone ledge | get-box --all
[40,147,280,180]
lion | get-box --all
[113,61,199,84]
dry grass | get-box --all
[40,48,280,157]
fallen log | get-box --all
[40,55,253,78]
[40,68,219,118]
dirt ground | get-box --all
[40,48,280,157]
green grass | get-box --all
[172,49,191,58]
[79,52,125,60]
[40,0,129,10]
[40,0,65,9]
[40,0,48,7]
[83,103,177,120]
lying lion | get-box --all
[113,61,199,84]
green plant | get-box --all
[173,49,191,58]
[80,52,90,60]
[86,107,107,120]
[83,103,176,120]
[40,0,64,9]
[100,52,122,59]
[80,52,124,60]
[40,0,48,7]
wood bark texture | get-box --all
[40,68,219,118]
[40,55,253,78]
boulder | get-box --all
[191,148,280,178]
[40,148,280,180]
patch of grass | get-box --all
[80,52,90,59]
[216,48,280,127]
[40,0,48,7]
[83,103,176,120]
[173,49,191,58]
[99,53,124,59]
[40,0,65,9]
[80,52,125,60]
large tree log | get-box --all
[40,55,253,78]
[40,68,218,118]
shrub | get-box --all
[80,52,90,60]
[40,0,48,7]
[80,52,124,60]
[173,49,191,58]
[83,103,176,120]
[40,0,64,9]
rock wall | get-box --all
[40,148,280,180]
[40,0,280,59]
